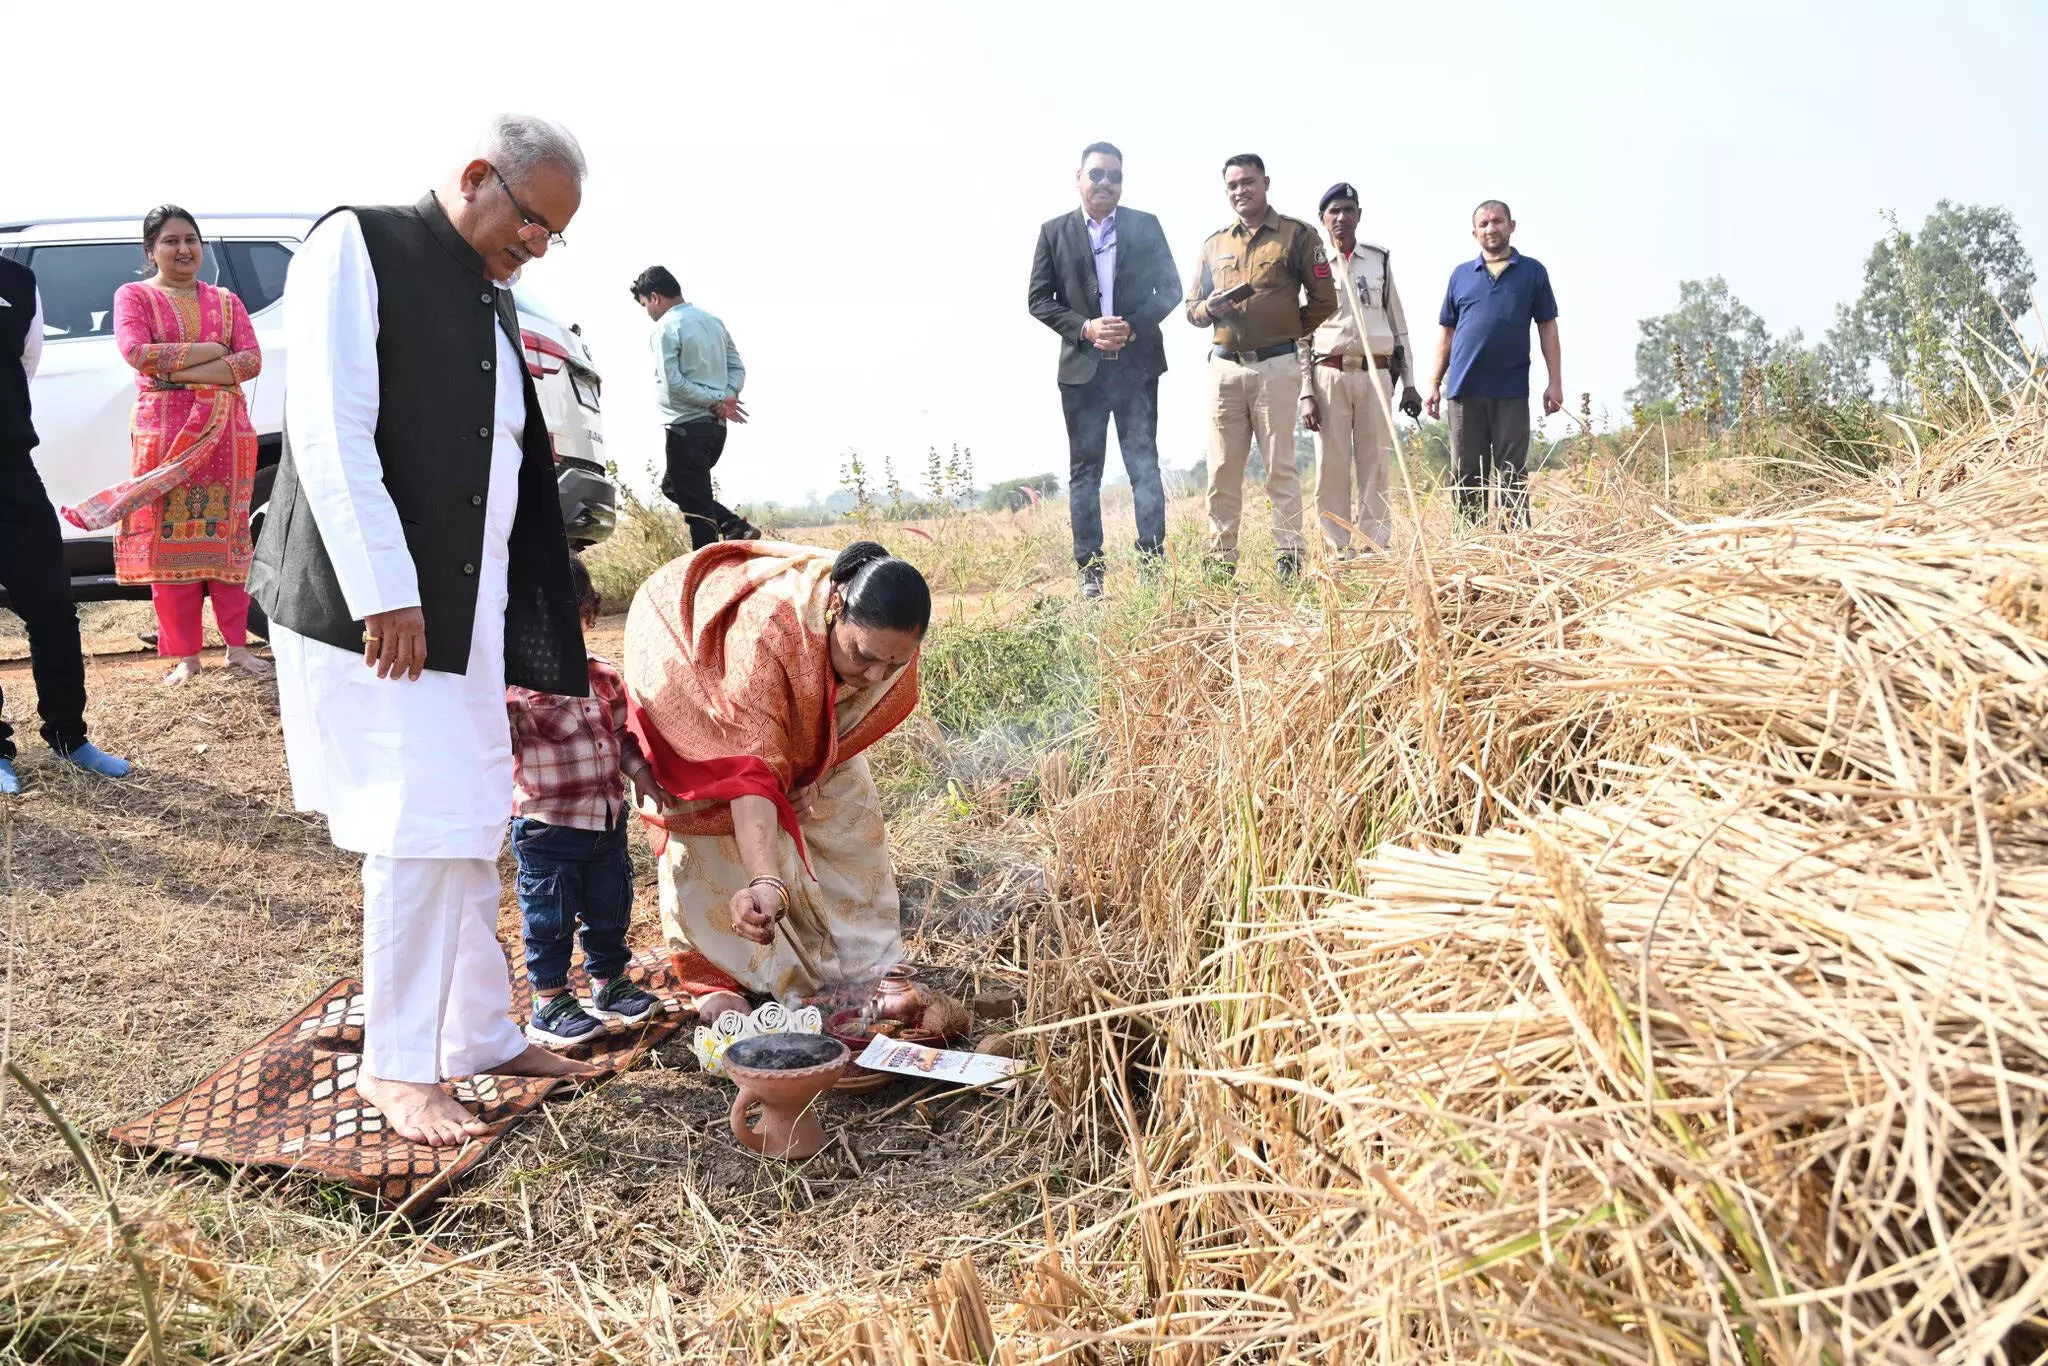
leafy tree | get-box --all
[1761,327,1864,407]
[1628,277,1774,415]
[1827,201,2035,405]
[980,472,1063,512]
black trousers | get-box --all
[661,421,750,552]
[0,448,89,760]
[1059,363,1166,568]
[1446,395,1532,527]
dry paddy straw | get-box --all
[10,402,2048,1361]
[1012,404,2048,1362]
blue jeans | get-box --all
[511,811,634,992]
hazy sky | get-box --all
[14,0,2044,506]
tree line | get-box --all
[1630,201,2035,423]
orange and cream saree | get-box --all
[622,542,920,1000]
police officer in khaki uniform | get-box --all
[1309,182,1422,557]
[1184,153,1338,578]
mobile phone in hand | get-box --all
[1222,282,1256,304]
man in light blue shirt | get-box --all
[629,265,758,548]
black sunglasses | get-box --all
[490,164,565,250]
[1086,168,1124,185]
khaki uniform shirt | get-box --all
[1184,210,1339,354]
[1312,241,1415,376]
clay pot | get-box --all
[828,1007,945,1051]
[724,1034,849,1160]
[826,1008,943,1093]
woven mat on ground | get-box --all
[108,947,691,1208]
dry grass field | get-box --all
[5,403,2048,1361]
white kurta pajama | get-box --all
[271,212,529,1084]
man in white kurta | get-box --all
[267,120,596,1147]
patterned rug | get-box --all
[108,947,692,1208]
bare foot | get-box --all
[696,990,747,1024]
[355,1073,489,1148]
[487,1043,602,1079]
[225,645,274,678]
[162,657,202,687]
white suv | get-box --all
[0,212,615,612]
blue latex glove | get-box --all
[0,757,18,795]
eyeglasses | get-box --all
[490,164,565,252]
[1086,168,1123,185]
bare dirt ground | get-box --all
[0,605,1050,1320]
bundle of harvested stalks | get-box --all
[1025,406,2048,1360]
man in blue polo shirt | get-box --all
[1425,200,1561,526]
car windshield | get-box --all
[27,241,220,340]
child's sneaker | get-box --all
[588,977,660,1026]
[528,991,606,1048]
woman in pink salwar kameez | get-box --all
[67,205,270,685]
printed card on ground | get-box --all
[855,1037,1025,1090]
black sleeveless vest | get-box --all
[0,257,37,454]
[249,194,585,695]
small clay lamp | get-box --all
[724,1033,849,1160]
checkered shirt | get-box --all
[507,654,651,831]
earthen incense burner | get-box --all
[724,1033,849,1160]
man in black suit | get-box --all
[1028,141,1179,597]
[0,257,130,793]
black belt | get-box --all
[1212,341,1298,365]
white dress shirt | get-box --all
[268,210,526,861]
[23,290,44,381]
[1086,210,1117,318]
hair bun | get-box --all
[831,541,892,584]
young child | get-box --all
[507,555,663,1047]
